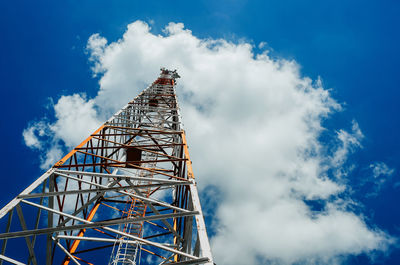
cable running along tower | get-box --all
[0,69,214,265]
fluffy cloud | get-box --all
[23,21,393,264]
[23,94,101,168]
[23,121,47,149]
[49,94,102,148]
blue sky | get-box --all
[1,0,400,264]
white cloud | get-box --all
[23,21,394,264]
[370,162,395,179]
[258,41,267,49]
[23,93,102,167]
[328,120,364,179]
[331,121,363,168]
[87,34,108,76]
[363,162,396,197]
[213,202,389,264]
[40,144,63,170]
[49,94,102,148]
[23,122,44,149]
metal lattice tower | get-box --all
[0,69,214,265]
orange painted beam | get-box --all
[62,202,100,265]
[181,131,195,179]
[55,124,105,166]
[54,124,105,167]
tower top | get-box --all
[160,67,180,80]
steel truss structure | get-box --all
[0,69,214,265]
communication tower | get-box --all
[0,69,214,265]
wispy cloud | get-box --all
[370,162,395,179]
[329,120,364,179]
[364,162,396,197]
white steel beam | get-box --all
[52,237,81,265]
[0,254,25,265]
[55,169,190,184]
[56,172,190,213]
[189,181,213,264]
[0,169,55,219]
[19,199,203,261]
[0,211,198,240]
